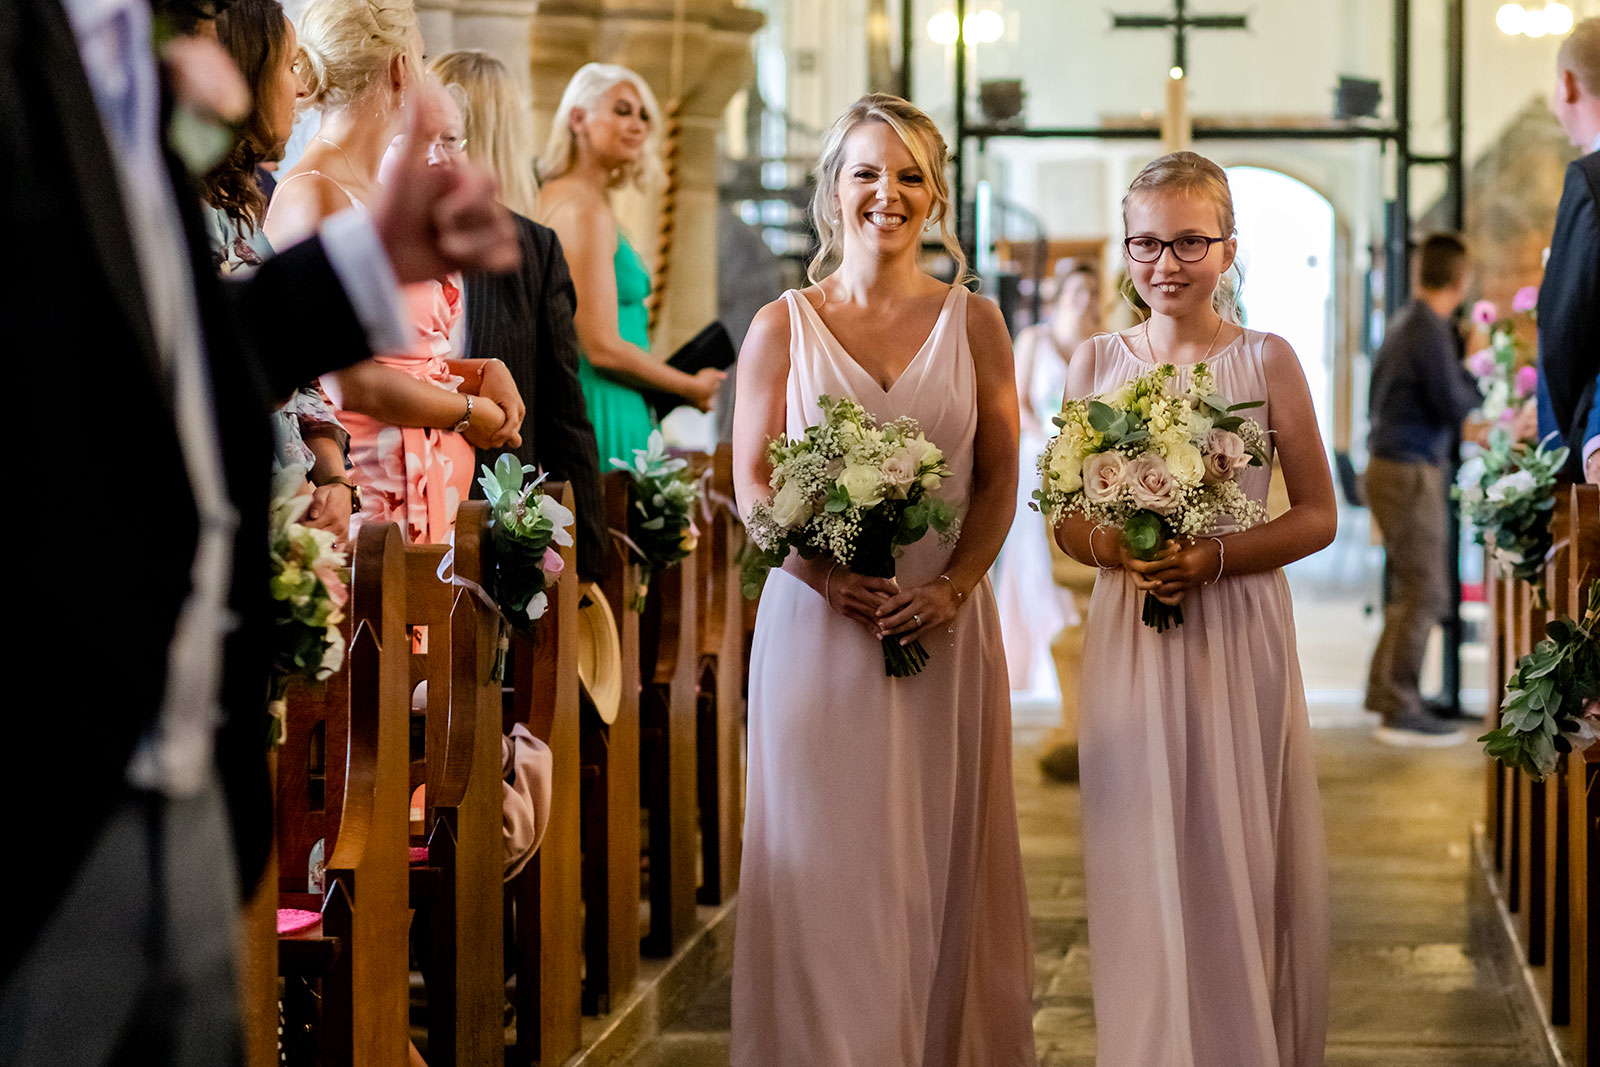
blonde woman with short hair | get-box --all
[728,94,1036,1065]
[536,62,724,467]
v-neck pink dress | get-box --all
[730,288,1037,1067]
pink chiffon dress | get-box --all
[730,287,1037,1067]
[1071,330,1329,1067]
[330,275,474,545]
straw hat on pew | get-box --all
[577,581,623,725]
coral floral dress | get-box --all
[329,275,474,545]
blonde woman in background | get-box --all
[430,49,608,581]
[730,93,1035,1065]
[536,62,724,466]
[266,0,523,544]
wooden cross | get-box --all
[1112,0,1249,150]
[1112,0,1249,76]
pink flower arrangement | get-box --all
[1511,286,1538,314]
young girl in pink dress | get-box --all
[1053,152,1337,1067]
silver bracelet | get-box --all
[1088,524,1113,569]
[1207,536,1226,585]
[937,573,964,603]
[451,394,474,433]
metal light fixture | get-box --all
[927,9,1005,45]
[1496,2,1573,37]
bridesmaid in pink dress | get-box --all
[1055,153,1337,1067]
[730,95,1036,1067]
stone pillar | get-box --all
[528,0,765,355]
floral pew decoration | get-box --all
[1455,430,1570,608]
[1480,581,1600,780]
[612,430,703,613]
[477,454,576,681]
[267,473,349,747]
[1466,287,1539,438]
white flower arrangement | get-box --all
[743,394,960,676]
[267,474,350,747]
[1034,362,1270,630]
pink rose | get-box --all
[1471,300,1497,326]
[1126,454,1179,513]
[1466,348,1497,378]
[1082,451,1128,503]
[1514,364,1539,398]
[1201,428,1248,484]
[1512,286,1538,313]
[542,546,565,578]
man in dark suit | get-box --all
[0,0,516,1062]
[1539,15,1600,484]
[465,216,608,581]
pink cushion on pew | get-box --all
[409,846,430,865]
[277,909,322,938]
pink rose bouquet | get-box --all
[1034,362,1269,631]
[1467,289,1539,436]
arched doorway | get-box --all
[1225,167,1337,443]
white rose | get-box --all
[838,464,886,507]
[1047,445,1084,494]
[1126,453,1180,513]
[1485,469,1536,502]
[1082,451,1127,504]
[904,435,943,471]
[770,479,815,529]
[1167,441,1206,487]
[525,589,549,621]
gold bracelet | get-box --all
[451,394,474,433]
[937,573,964,603]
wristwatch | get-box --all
[315,475,362,514]
[452,394,474,433]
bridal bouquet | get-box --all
[1034,362,1269,631]
[742,394,960,677]
[478,454,576,680]
[1480,582,1599,780]
[1467,288,1539,434]
[613,431,702,613]
[267,475,349,747]
[1454,428,1569,606]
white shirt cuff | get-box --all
[1584,433,1599,465]
[320,209,411,355]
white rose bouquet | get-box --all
[1453,428,1568,607]
[613,431,703,613]
[1035,362,1269,631]
[743,394,961,677]
[267,474,350,747]
[478,454,576,680]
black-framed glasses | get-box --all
[1124,234,1228,263]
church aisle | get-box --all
[623,720,1553,1066]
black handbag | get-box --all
[639,320,737,419]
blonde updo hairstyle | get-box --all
[808,93,970,287]
[535,62,667,193]
[431,50,539,219]
[1121,150,1242,323]
[296,0,424,115]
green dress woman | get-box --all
[578,232,658,465]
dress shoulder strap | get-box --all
[274,169,363,209]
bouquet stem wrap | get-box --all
[1123,510,1183,632]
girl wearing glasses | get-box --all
[266,0,524,545]
[1052,152,1337,1067]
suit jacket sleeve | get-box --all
[232,236,375,399]
[1537,154,1600,475]
[533,230,609,581]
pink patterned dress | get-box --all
[329,275,474,545]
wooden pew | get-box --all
[276,522,411,1067]
[582,470,643,1013]
[505,482,584,1067]
[1484,483,1599,1065]
[638,487,702,956]
[695,444,745,905]
[404,506,503,1067]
